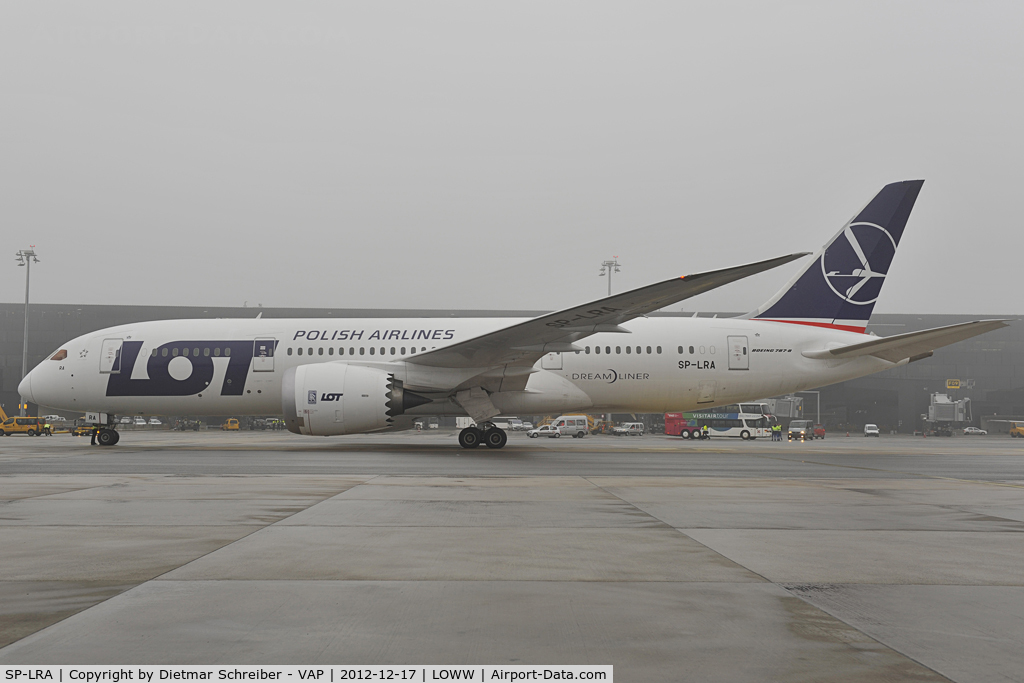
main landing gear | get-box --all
[458,423,508,450]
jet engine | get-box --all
[282,363,431,436]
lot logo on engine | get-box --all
[321,393,343,402]
[308,390,317,405]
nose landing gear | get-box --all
[94,428,120,446]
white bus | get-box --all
[665,409,771,440]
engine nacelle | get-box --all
[282,363,430,436]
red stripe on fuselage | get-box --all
[754,319,867,333]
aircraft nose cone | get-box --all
[18,371,35,404]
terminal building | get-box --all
[2,303,1021,433]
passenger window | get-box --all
[172,348,179,357]
[678,346,683,354]
[318,347,324,356]
[214,348,221,357]
[307,347,313,355]
[410,347,416,353]
[401,347,406,355]
[298,348,303,356]
[605,346,611,354]
[380,347,386,355]
[193,348,199,357]
[350,348,356,355]
[616,346,621,354]
[710,345,715,354]
[204,348,210,357]
[657,346,662,354]
[328,347,334,355]
[689,346,694,354]
[595,346,601,354]
[370,347,375,355]
[225,347,231,357]
[339,347,344,355]
[182,348,189,357]
[585,346,590,354]
[287,348,293,356]
[152,349,158,357]
[700,346,705,353]
[162,348,168,357]
[359,348,364,355]
[626,346,631,354]
[390,347,396,355]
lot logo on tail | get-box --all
[820,222,896,305]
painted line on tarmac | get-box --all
[738,452,1024,490]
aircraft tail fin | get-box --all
[747,180,924,333]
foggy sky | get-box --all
[2,2,1022,316]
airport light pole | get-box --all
[598,258,621,297]
[16,248,40,416]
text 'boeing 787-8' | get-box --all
[19,180,1009,448]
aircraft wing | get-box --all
[409,252,809,369]
[802,319,1011,363]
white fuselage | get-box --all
[21,316,895,419]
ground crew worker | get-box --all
[701,424,709,440]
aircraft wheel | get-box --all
[458,427,483,449]
[740,430,750,440]
[484,428,507,449]
[110,430,121,445]
[96,429,117,446]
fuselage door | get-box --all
[541,351,562,370]
[99,338,123,374]
[727,335,749,370]
[253,338,276,372]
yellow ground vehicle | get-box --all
[221,418,240,431]
[0,415,47,436]
[1010,421,1024,438]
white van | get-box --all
[551,415,589,438]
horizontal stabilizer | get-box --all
[802,320,1011,363]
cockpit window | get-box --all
[50,349,67,361]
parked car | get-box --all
[963,426,987,436]
[521,421,533,430]
[613,422,645,436]
[148,417,162,425]
[527,425,560,439]
[119,416,132,424]
[133,417,147,426]
[864,423,880,437]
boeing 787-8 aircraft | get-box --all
[18,180,1008,448]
